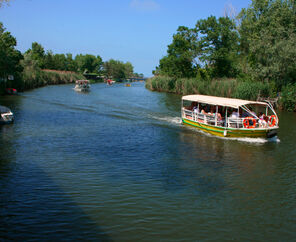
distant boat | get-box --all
[0,105,14,124]
[125,83,131,87]
[107,79,115,85]
[5,88,17,95]
[74,80,90,92]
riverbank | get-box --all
[0,69,84,95]
[146,76,296,111]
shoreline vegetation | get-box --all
[147,0,296,112]
[146,76,282,108]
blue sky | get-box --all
[0,0,251,77]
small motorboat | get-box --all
[74,80,90,92]
[0,105,14,124]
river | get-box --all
[0,82,295,241]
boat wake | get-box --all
[221,135,280,144]
[149,114,182,126]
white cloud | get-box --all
[130,0,160,12]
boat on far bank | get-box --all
[74,80,90,92]
[5,88,17,95]
[107,79,115,85]
[0,105,14,124]
[182,94,279,138]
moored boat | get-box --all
[74,80,90,92]
[182,94,279,138]
[0,105,14,124]
[107,79,115,85]
[5,88,17,95]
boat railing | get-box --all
[183,108,275,129]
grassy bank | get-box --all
[1,69,84,94]
[146,76,296,111]
[20,69,84,90]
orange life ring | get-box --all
[243,117,257,129]
[268,115,277,127]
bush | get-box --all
[233,81,271,100]
[280,84,296,112]
[20,69,84,91]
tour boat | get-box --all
[181,94,279,138]
[0,105,14,124]
[74,80,90,92]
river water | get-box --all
[0,82,295,241]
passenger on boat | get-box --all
[208,106,215,116]
[188,102,197,111]
[231,109,239,118]
[258,112,269,128]
[200,105,206,114]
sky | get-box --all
[0,0,251,77]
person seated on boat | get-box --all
[231,109,239,118]
[193,105,199,113]
[188,102,197,111]
[208,106,215,116]
[199,105,206,114]
[216,111,222,121]
[258,112,268,128]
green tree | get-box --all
[65,53,77,72]
[123,62,133,78]
[25,42,46,68]
[0,22,23,85]
[155,26,198,78]
[195,16,239,78]
[75,54,103,73]
[238,0,296,86]
[103,59,134,79]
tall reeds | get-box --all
[21,69,84,91]
[146,76,275,101]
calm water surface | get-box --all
[0,82,295,241]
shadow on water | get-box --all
[0,127,112,241]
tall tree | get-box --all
[25,42,46,68]
[75,54,103,73]
[195,16,239,78]
[0,22,23,81]
[238,0,296,85]
[156,26,198,78]
[103,59,134,79]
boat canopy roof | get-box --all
[182,94,267,109]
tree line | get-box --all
[150,0,296,111]
[0,21,143,93]
[23,41,143,79]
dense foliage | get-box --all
[0,23,23,93]
[150,0,296,110]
